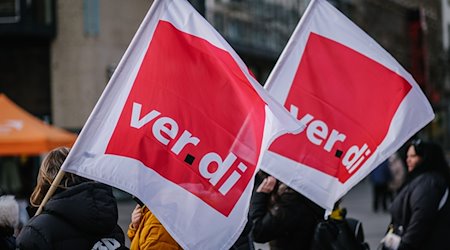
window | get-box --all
[0,0,20,23]
[83,0,99,36]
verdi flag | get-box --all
[60,0,300,249]
[261,0,434,211]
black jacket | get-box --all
[0,226,16,250]
[17,182,127,250]
[389,171,450,250]
[250,190,324,250]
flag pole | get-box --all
[35,169,66,216]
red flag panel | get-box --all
[106,21,265,216]
[269,32,411,183]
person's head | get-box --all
[406,139,449,176]
[30,147,86,207]
[406,141,421,172]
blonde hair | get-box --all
[30,147,85,207]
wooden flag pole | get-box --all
[35,169,66,216]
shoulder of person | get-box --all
[415,172,447,189]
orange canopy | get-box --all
[0,93,77,156]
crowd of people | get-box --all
[1,138,450,249]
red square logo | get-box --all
[106,21,265,216]
[269,33,411,183]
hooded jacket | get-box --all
[17,182,127,250]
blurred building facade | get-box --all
[0,0,55,119]
[353,0,449,147]
[204,0,309,82]
[50,0,151,128]
[1,0,449,147]
[0,0,152,129]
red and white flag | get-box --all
[261,0,434,211]
[61,0,300,249]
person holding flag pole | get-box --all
[16,147,127,250]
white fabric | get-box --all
[381,232,401,250]
[0,195,19,228]
[60,0,300,249]
[261,0,434,210]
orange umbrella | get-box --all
[0,93,77,155]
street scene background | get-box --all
[1,0,449,249]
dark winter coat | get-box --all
[0,226,16,250]
[16,182,127,250]
[389,171,450,250]
[250,190,324,250]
